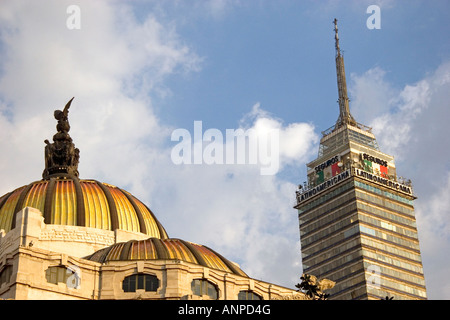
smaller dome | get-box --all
[86,238,248,277]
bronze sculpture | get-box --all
[42,97,80,179]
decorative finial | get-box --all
[42,97,80,180]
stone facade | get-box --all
[0,207,305,300]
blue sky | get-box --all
[0,0,449,299]
[152,1,449,129]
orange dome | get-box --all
[0,178,168,239]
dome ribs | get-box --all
[72,178,85,227]
[99,248,112,263]
[0,191,14,232]
[52,180,77,225]
[118,188,147,235]
[202,244,248,277]
[178,239,208,269]
[22,181,47,213]
[152,238,170,260]
[11,182,35,229]
[0,179,168,239]
[93,181,119,231]
[43,179,56,224]
[120,240,133,260]
[80,181,111,230]
[85,238,248,277]
[0,192,12,208]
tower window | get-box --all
[191,279,218,300]
[238,290,262,300]
[122,273,159,292]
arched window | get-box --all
[191,279,218,300]
[45,266,80,289]
[238,290,262,300]
[122,273,159,292]
[0,265,13,287]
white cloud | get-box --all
[150,103,317,287]
[187,0,242,19]
[0,0,200,194]
[239,103,318,171]
[416,172,450,300]
[349,67,398,125]
[205,0,239,18]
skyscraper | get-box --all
[294,19,427,300]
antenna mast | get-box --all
[333,19,356,129]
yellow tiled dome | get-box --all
[0,178,168,239]
[0,98,168,238]
[86,237,248,277]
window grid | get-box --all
[238,290,262,300]
[191,279,218,300]
[122,273,159,292]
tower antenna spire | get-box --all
[333,18,356,129]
